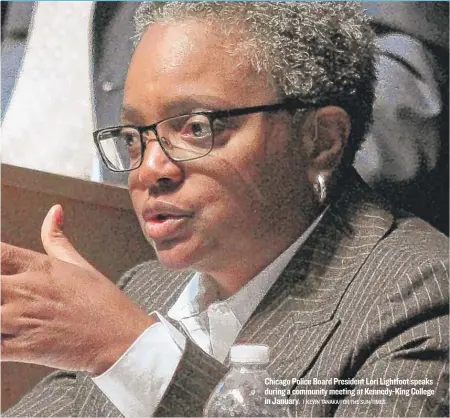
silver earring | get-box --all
[314,174,327,204]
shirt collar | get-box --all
[168,207,328,323]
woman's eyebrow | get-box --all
[120,105,145,124]
[120,96,237,125]
[162,96,236,116]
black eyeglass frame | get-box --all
[93,99,326,172]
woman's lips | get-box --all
[144,214,191,241]
[141,202,194,241]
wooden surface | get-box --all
[1,163,156,411]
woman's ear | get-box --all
[305,106,351,184]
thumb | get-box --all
[41,205,96,272]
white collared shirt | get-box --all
[93,210,326,417]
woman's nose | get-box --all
[136,139,183,191]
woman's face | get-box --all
[123,20,316,281]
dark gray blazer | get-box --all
[5,170,449,417]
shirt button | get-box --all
[101,81,115,92]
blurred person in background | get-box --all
[357,1,449,235]
[1,1,137,183]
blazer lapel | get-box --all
[238,169,394,381]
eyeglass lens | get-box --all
[97,113,214,170]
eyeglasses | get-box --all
[93,100,320,172]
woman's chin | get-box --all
[150,230,216,272]
[153,240,198,271]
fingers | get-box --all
[1,275,31,337]
[1,335,18,362]
[1,274,30,305]
[1,302,25,335]
[0,274,38,362]
[1,242,35,275]
[1,275,49,361]
[1,333,36,363]
[1,332,51,365]
[41,205,96,272]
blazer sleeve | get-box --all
[333,257,449,417]
[154,338,228,417]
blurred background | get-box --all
[1,1,448,234]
